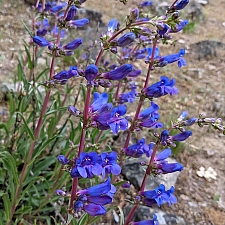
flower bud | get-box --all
[177,111,188,121]
[183,117,198,126]
[57,155,70,165]
[66,6,77,21]
[50,3,66,13]
[103,64,133,80]
[85,64,98,83]
[69,18,89,28]
[117,32,136,47]
[63,38,82,50]
[174,0,189,10]
[171,130,192,142]
[33,36,50,47]
[129,8,139,22]
[68,106,80,116]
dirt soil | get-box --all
[0,0,225,225]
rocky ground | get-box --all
[0,0,225,224]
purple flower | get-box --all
[143,76,178,98]
[177,111,188,121]
[182,117,198,126]
[103,64,133,80]
[90,92,109,112]
[139,102,159,120]
[171,130,192,141]
[33,36,50,47]
[53,70,71,81]
[107,18,120,36]
[119,89,136,104]
[74,177,115,216]
[73,152,102,178]
[129,8,139,21]
[160,130,170,145]
[98,151,121,178]
[131,214,158,225]
[145,47,160,62]
[168,20,188,33]
[140,1,152,7]
[124,138,153,158]
[157,161,184,174]
[117,32,136,47]
[174,0,189,10]
[84,64,99,83]
[69,18,89,28]
[107,105,128,134]
[50,3,67,13]
[140,184,177,207]
[157,49,186,68]
[128,69,142,77]
[57,155,70,165]
[65,6,77,21]
[122,182,131,188]
[157,23,170,37]
[63,38,82,50]
[68,106,80,116]
[36,28,48,37]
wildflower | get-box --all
[160,130,170,145]
[84,64,99,83]
[98,151,121,178]
[103,64,133,80]
[168,20,188,33]
[145,47,160,62]
[107,105,128,134]
[177,111,188,121]
[57,155,70,165]
[122,182,131,188]
[50,3,67,13]
[107,18,120,36]
[33,36,50,47]
[129,8,139,22]
[72,152,102,178]
[69,18,89,28]
[157,23,170,37]
[119,88,136,104]
[74,177,115,216]
[140,184,177,207]
[174,0,189,10]
[182,117,198,126]
[63,38,82,50]
[156,49,186,68]
[143,76,178,98]
[65,6,77,21]
[128,69,142,77]
[68,106,80,116]
[130,214,158,225]
[90,92,109,112]
[124,138,153,158]
[117,32,136,47]
[171,130,192,141]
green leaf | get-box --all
[24,44,34,70]
[77,213,89,225]
[16,112,34,141]
[22,20,34,37]
[66,214,77,225]
[0,123,9,136]
[0,151,19,185]
[114,180,128,187]
[44,106,68,117]
[2,193,11,221]
[36,68,49,81]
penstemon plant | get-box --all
[0,0,224,224]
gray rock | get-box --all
[122,156,182,191]
[190,40,225,60]
[182,0,203,22]
[198,0,209,5]
[188,68,205,79]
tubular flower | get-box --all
[33,36,50,47]
[107,18,120,36]
[171,130,192,141]
[130,214,158,225]
[71,152,102,178]
[139,184,177,207]
[74,177,115,216]
[117,32,136,47]
[63,38,82,50]
[98,151,121,178]
[143,76,178,98]
[103,64,134,80]
[124,138,154,158]
[65,6,77,21]
[168,20,188,33]
[174,0,189,10]
[69,18,89,28]
[84,64,99,83]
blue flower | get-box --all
[168,20,188,33]
[69,18,89,28]
[84,64,99,83]
[182,117,198,126]
[117,32,136,47]
[174,0,189,10]
[160,130,170,145]
[50,3,67,13]
[143,76,178,98]
[98,151,121,178]
[107,105,128,134]
[103,64,134,80]
[131,214,158,225]
[107,18,120,36]
[90,92,109,112]
[63,38,82,50]
[33,36,50,47]
[177,111,188,121]
[145,47,160,62]
[57,155,70,165]
[72,152,102,178]
[124,138,153,158]
[157,49,186,68]
[140,184,177,207]
[140,1,152,7]
[171,130,192,141]
[74,177,115,216]
[157,161,184,174]
[65,6,77,21]
[119,89,136,104]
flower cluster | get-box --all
[58,151,121,179]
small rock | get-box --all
[198,0,209,5]
[222,22,225,27]
[188,68,205,79]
